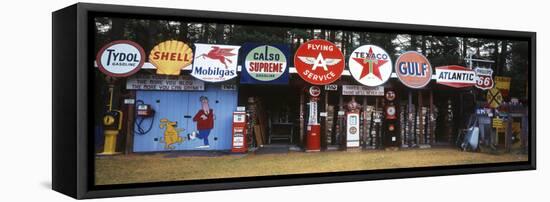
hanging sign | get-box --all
[435,65,476,88]
[342,85,384,96]
[348,45,393,86]
[240,44,290,84]
[486,87,503,108]
[126,74,204,91]
[385,105,397,120]
[494,76,511,97]
[192,44,240,82]
[96,40,145,77]
[395,51,432,88]
[294,39,345,85]
[149,40,193,75]
[309,86,321,97]
[474,67,494,90]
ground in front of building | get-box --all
[95,148,527,185]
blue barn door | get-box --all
[132,84,237,152]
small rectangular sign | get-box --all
[123,99,135,104]
[126,74,204,91]
[324,84,338,91]
[342,85,384,96]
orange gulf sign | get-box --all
[395,51,432,88]
[149,40,193,75]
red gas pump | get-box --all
[306,86,321,152]
[231,111,247,153]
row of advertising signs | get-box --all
[96,39,495,90]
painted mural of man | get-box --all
[193,96,214,148]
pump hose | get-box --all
[134,100,155,135]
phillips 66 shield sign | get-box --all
[294,39,345,85]
[348,45,393,87]
[192,44,240,82]
[474,67,494,90]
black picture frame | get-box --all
[52,3,536,199]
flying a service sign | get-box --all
[192,44,240,82]
[294,39,345,85]
[348,45,393,87]
[435,65,476,88]
[240,44,290,84]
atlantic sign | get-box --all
[96,40,145,77]
[395,51,432,88]
[192,44,240,82]
[240,44,290,84]
[149,40,193,76]
[294,39,344,85]
[348,45,392,87]
[435,65,476,88]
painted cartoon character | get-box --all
[159,118,184,150]
[193,96,214,148]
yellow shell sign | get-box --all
[149,40,193,75]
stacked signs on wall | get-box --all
[192,44,241,82]
[294,39,345,85]
[348,45,393,86]
[96,40,145,77]
[240,44,290,84]
[149,40,193,75]
[395,51,432,88]
[435,65,476,88]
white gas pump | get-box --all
[346,112,360,147]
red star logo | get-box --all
[352,47,388,80]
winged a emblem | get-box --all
[298,53,342,71]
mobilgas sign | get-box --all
[96,40,145,77]
[435,65,476,88]
[192,44,240,82]
[395,51,432,88]
[240,44,290,84]
[348,45,392,87]
[149,40,193,76]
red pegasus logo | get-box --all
[196,46,236,68]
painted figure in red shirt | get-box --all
[193,96,214,148]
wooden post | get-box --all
[362,96,368,148]
[323,91,329,150]
[124,92,136,155]
[338,94,344,149]
[408,91,413,145]
[418,91,424,144]
[299,89,305,148]
[429,91,434,145]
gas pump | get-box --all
[306,86,321,152]
[345,96,362,148]
[384,90,400,147]
[99,84,123,155]
[231,110,248,153]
